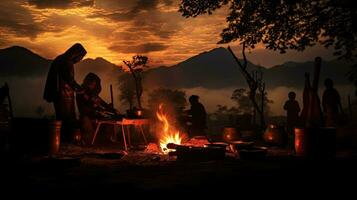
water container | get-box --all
[48,120,61,155]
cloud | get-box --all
[129,10,181,39]
[0,1,44,38]
[90,0,159,21]
[0,0,337,68]
[91,0,159,22]
[28,0,94,9]
[162,0,174,6]
[133,0,159,11]
[109,42,169,54]
[90,0,181,39]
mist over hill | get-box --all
[0,46,354,116]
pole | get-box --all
[110,84,114,109]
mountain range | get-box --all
[1,45,355,117]
[0,45,354,89]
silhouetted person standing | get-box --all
[43,43,87,143]
[187,95,207,137]
[284,91,300,135]
[322,78,343,126]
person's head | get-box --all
[64,43,87,64]
[189,95,199,105]
[324,78,334,89]
[288,91,296,100]
[82,73,101,94]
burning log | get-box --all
[167,143,226,161]
[166,143,187,150]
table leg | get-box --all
[121,124,128,151]
[139,125,147,144]
[111,125,118,142]
[126,126,131,147]
[91,122,101,145]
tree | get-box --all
[179,0,357,60]
[227,45,268,126]
[211,104,240,123]
[148,88,187,117]
[231,88,272,117]
[179,0,357,124]
[119,74,136,110]
[230,89,252,115]
[123,55,148,109]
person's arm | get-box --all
[283,101,288,110]
[60,61,82,92]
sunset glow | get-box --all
[0,0,334,67]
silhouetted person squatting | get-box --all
[283,91,301,135]
[43,43,87,143]
[76,73,102,144]
[186,95,207,137]
[322,78,343,127]
[76,73,120,144]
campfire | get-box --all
[156,104,182,154]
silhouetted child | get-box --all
[322,78,343,127]
[284,92,300,136]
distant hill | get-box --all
[265,60,352,88]
[144,47,264,89]
[0,46,50,77]
[0,45,354,117]
[0,46,123,82]
[143,47,353,89]
[75,57,123,83]
[0,46,354,89]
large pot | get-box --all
[263,124,286,146]
[222,127,240,142]
[294,127,336,158]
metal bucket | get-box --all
[263,124,285,146]
[294,127,336,158]
[48,120,61,155]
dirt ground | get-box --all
[1,143,357,197]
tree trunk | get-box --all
[124,61,143,109]
[134,78,142,109]
[227,46,265,127]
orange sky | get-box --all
[0,0,334,67]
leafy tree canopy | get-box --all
[231,88,273,115]
[179,0,357,60]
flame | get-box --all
[156,104,182,154]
